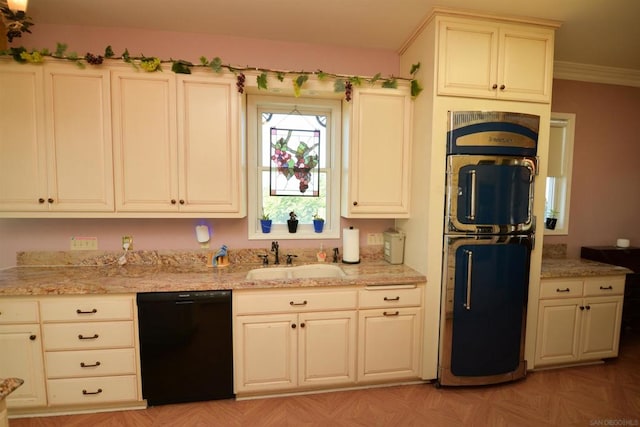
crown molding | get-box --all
[553,61,640,88]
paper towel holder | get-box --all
[342,226,361,264]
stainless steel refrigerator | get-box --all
[438,111,539,387]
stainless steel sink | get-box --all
[245,264,346,280]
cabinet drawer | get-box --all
[45,348,137,379]
[540,279,583,299]
[0,300,39,324]
[43,321,135,350]
[359,287,422,308]
[583,277,625,296]
[235,289,357,314]
[47,375,138,406]
[40,296,134,322]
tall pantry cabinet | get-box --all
[397,8,559,380]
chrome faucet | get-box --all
[271,241,280,265]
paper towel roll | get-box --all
[343,227,360,264]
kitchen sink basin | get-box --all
[245,264,346,280]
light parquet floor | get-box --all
[10,330,640,427]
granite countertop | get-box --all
[0,378,23,400]
[541,258,632,279]
[0,261,427,296]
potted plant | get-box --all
[312,213,324,233]
[287,211,298,233]
[545,209,559,230]
[260,211,272,233]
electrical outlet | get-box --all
[366,233,384,245]
[70,236,98,250]
[122,235,133,250]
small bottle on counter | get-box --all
[317,244,327,262]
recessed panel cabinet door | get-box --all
[176,76,242,213]
[0,64,47,211]
[111,72,178,211]
[580,296,623,359]
[44,67,114,211]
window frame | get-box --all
[247,94,342,240]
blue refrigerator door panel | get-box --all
[439,235,531,385]
[446,155,537,234]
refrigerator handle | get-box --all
[464,249,473,310]
[467,170,476,221]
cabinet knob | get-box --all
[353,201,358,206]
[47,198,54,203]
[585,305,591,310]
[179,199,185,205]
[499,85,506,90]
[38,198,45,204]
[29,334,36,341]
[171,199,177,205]
[300,322,305,328]
[492,84,498,89]
[580,306,585,311]
[291,323,297,329]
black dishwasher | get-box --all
[137,290,234,406]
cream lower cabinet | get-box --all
[341,85,412,218]
[40,295,141,407]
[111,69,244,216]
[357,287,422,382]
[234,289,357,395]
[534,276,625,367]
[0,299,47,408]
[436,16,555,103]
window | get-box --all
[544,112,575,235]
[247,95,341,239]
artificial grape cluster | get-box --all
[236,73,246,94]
[140,57,161,72]
[271,148,293,172]
[84,53,104,65]
[294,164,312,193]
[345,81,353,102]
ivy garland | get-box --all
[0,43,423,99]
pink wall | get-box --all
[546,79,640,257]
[0,25,400,268]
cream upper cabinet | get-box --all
[342,85,412,218]
[534,277,625,367]
[0,63,47,212]
[0,62,113,214]
[43,66,114,212]
[111,69,245,216]
[437,17,555,103]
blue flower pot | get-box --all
[260,219,272,233]
[313,219,324,233]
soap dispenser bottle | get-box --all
[317,243,327,262]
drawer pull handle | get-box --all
[556,288,571,293]
[82,388,103,395]
[600,285,613,290]
[383,296,400,301]
[289,300,308,306]
[80,361,101,368]
[76,308,98,314]
[383,311,400,316]
[78,334,99,340]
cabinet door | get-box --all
[437,19,498,98]
[111,71,178,211]
[0,64,47,211]
[580,296,623,360]
[44,66,114,211]
[534,298,582,366]
[0,324,47,408]
[498,25,554,103]
[343,87,411,217]
[176,75,244,214]
[298,311,356,387]
[357,307,422,382]
[234,313,297,393]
